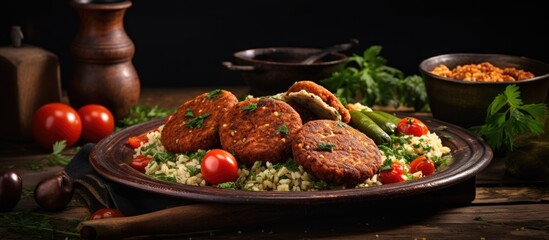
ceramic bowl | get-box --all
[223,47,347,96]
[419,53,549,128]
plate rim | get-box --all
[90,115,493,205]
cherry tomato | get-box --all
[89,208,124,220]
[130,155,152,173]
[409,155,435,176]
[201,149,238,185]
[127,132,150,148]
[32,103,82,150]
[78,104,115,143]
[379,162,405,184]
[396,117,429,137]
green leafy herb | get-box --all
[275,124,289,135]
[186,165,201,175]
[336,122,345,128]
[152,152,176,163]
[242,103,258,112]
[43,140,71,166]
[317,143,335,152]
[320,45,428,111]
[151,173,176,182]
[185,113,210,129]
[206,89,224,99]
[273,158,300,172]
[217,182,237,189]
[185,108,194,117]
[311,180,329,190]
[118,105,175,128]
[470,85,547,151]
[0,209,79,238]
[188,149,207,163]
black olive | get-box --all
[34,172,74,211]
[0,170,23,212]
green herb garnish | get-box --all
[317,143,335,152]
[152,152,176,163]
[470,85,547,151]
[336,122,345,128]
[275,124,289,135]
[184,113,210,129]
[206,89,223,99]
[118,105,175,128]
[43,140,71,166]
[217,182,237,189]
[320,45,428,111]
[185,108,194,117]
[151,173,176,182]
[188,149,207,163]
[242,103,258,112]
[186,165,201,175]
[273,158,300,172]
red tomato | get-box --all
[379,162,405,184]
[32,103,82,149]
[89,208,124,220]
[409,155,435,176]
[130,155,152,173]
[127,132,150,148]
[78,104,115,143]
[201,149,238,185]
[396,117,429,137]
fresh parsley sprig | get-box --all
[320,45,428,111]
[470,85,547,151]
[43,140,71,166]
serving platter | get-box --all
[90,115,492,205]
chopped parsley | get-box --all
[188,149,207,163]
[273,158,299,171]
[185,108,194,117]
[184,113,210,128]
[336,122,345,128]
[242,103,258,112]
[217,182,237,189]
[317,143,335,152]
[186,165,201,175]
[151,173,176,182]
[206,89,223,99]
[152,152,176,163]
[275,124,289,135]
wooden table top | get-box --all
[1,87,548,240]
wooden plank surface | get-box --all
[1,87,548,240]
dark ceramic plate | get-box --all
[90,116,492,205]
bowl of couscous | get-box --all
[419,53,549,128]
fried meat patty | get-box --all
[286,81,351,123]
[219,98,302,165]
[161,89,238,153]
[292,120,382,186]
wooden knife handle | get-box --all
[78,203,309,239]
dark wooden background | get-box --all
[1,0,548,88]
